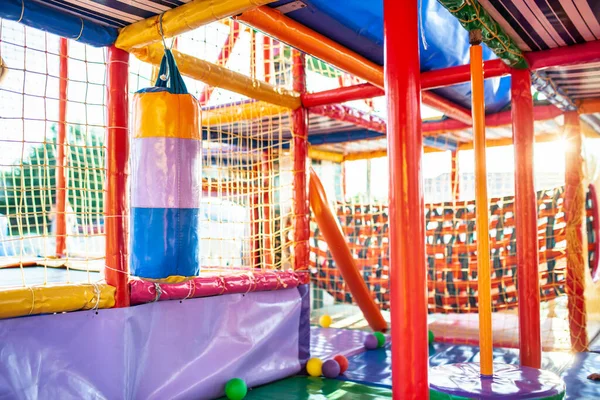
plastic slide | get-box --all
[309,168,388,332]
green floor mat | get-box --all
[240,376,392,399]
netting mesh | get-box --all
[309,144,598,349]
[0,19,105,288]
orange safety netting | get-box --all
[310,185,597,313]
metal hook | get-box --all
[158,12,175,50]
[158,12,175,82]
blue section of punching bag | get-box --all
[131,207,200,278]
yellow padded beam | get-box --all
[308,148,344,163]
[115,0,275,52]
[0,283,115,319]
[131,44,301,109]
[202,101,290,126]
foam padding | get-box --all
[310,326,373,360]
[0,288,307,399]
[335,340,600,399]
[132,92,200,140]
[338,343,572,388]
[429,363,565,399]
[590,333,600,353]
[560,352,600,399]
[130,207,200,278]
[0,282,114,320]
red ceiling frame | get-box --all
[421,104,562,134]
[310,103,562,136]
[302,39,600,109]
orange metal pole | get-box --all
[55,38,68,257]
[511,68,542,368]
[236,6,384,88]
[105,46,130,308]
[564,111,588,352]
[384,0,429,397]
[470,31,493,377]
[309,168,387,332]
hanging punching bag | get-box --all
[130,49,201,279]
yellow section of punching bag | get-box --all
[133,91,200,140]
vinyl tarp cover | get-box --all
[0,286,310,400]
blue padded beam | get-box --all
[0,0,118,47]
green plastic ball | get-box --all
[225,378,247,400]
[373,331,386,348]
[428,330,435,345]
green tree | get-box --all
[0,124,105,236]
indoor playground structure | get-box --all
[2,0,600,399]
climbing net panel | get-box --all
[309,146,599,350]
[0,19,106,283]
[0,19,115,319]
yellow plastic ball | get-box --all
[319,315,332,328]
[306,357,323,377]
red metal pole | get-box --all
[250,191,261,268]
[250,29,257,80]
[263,34,271,83]
[422,104,562,134]
[310,104,561,137]
[301,83,383,107]
[105,46,130,308]
[341,161,347,201]
[422,91,472,125]
[511,68,542,368]
[564,111,588,352]
[198,21,241,105]
[527,39,600,70]
[421,58,509,90]
[450,150,459,201]
[55,38,68,257]
[384,0,428,397]
[303,84,473,125]
[292,49,309,271]
[262,149,274,268]
[309,104,386,133]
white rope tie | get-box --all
[17,0,25,23]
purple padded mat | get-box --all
[310,327,375,360]
[0,287,307,400]
[429,363,565,399]
[327,336,600,399]
[590,332,600,353]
